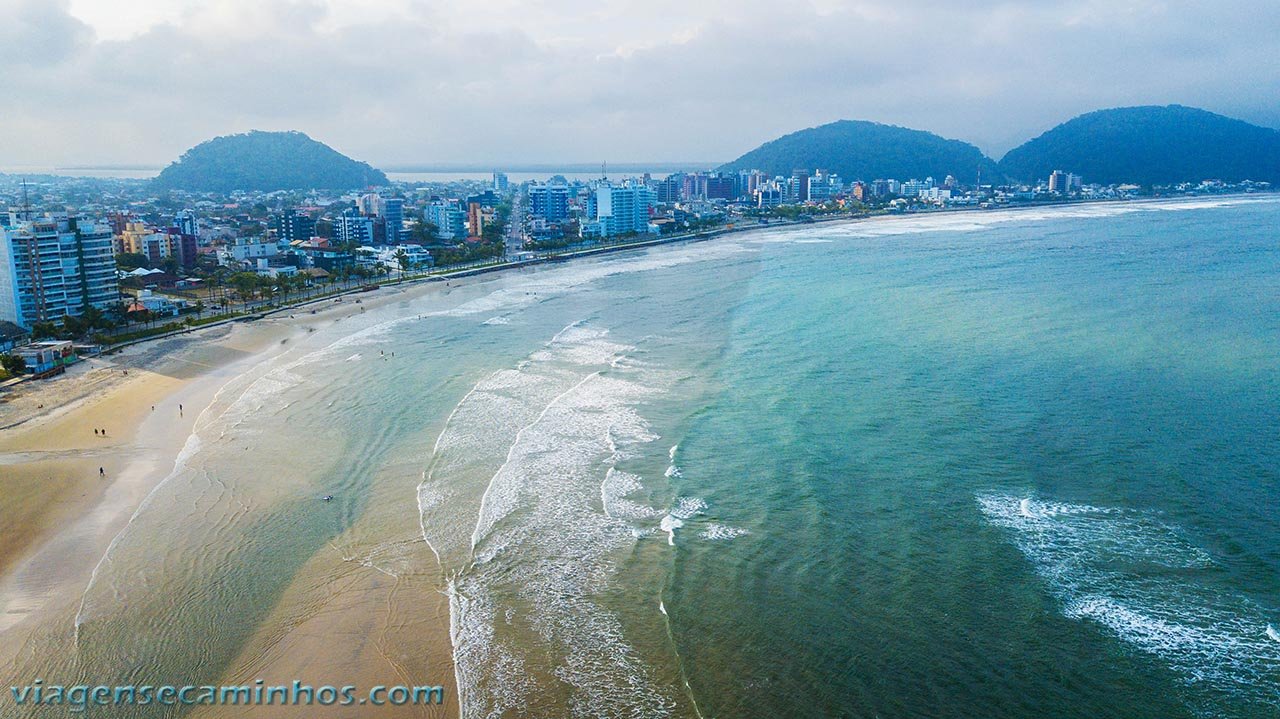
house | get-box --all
[13,340,76,378]
[125,290,186,317]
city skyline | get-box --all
[3,0,1279,168]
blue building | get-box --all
[425,201,467,240]
[583,183,654,238]
[272,211,316,243]
[381,197,404,244]
[335,209,375,245]
[528,183,571,222]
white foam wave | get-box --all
[979,492,1280,713]
[670,496,707,520]
[659,515,683,546]
[762,197,1280,245]
[601,468,660,521]
[699,523,749,541]
[422,321,688,717]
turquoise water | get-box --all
[42,197,1280,717]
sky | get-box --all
[2,0,1278,168]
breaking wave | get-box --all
[979,492,1280,715]
[421,322,694,717]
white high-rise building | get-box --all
[584,182,655,237]
[0,212,119,328]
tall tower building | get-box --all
[1048,170,1068,194]
[380,197,404,244]
[0,213,119,328]
[527,183,570,222]
[587,182,654,237]
[792,169,810,203]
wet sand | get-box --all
[0,282,461,714]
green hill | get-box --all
[153,131,388,192]
[718,120,1000,185]
[998,105,1280,186]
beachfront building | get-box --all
[528,182,571,222]
[367,244,434,273]
[0,212,118,328]
[1048,170,1068,194]
[581,182,655,238]
[12,339,76,377]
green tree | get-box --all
[116,252,151,271]
[1,353,27,375]
[395,249,410,282]
[80,305,103,331]
[230,272,261,308]
[31,319,61,339]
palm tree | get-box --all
[230,272,259,312]
[395,249,410,283]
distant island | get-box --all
[719,120,1001,186]
[153,131,388,192]
[997,105,1280,186]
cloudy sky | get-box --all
[3,0,1278,168]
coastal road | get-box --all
[504,187,526,260]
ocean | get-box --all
[28,197,1280,717]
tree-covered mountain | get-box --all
[998,105,1280,186]
[153,131,388,192]
[718,120,1001,185]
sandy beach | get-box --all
[0,277,463,714]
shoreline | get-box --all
[2,189,1268,424]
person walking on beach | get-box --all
[99,467,104,477]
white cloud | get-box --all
[3,0,1279,168]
